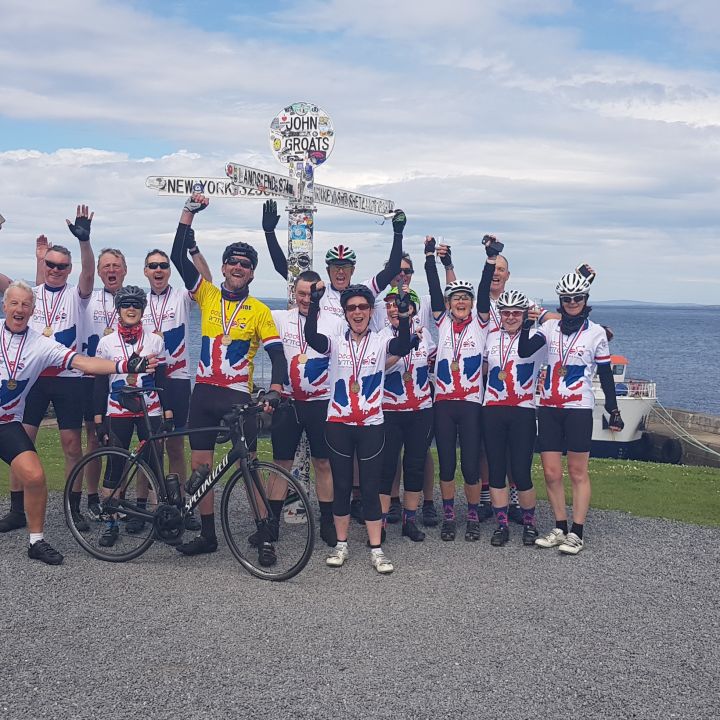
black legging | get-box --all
[433,400,482,485]
[325,422,384,521]
[381,408,433,494]
[103,415,161,489]
[482,405,536,491]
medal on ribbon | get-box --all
[150,287,171,338]
[348,331,370,396]
[102,291,117,336]
[1,326,27,391]
[450,323,469,373]
[498,330,519,383]
[119,331,144,387]
[220,296,243,347]
[40,285,66,339]
[296,313,308,364]
[558,323,585,378]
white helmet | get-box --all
[444,280,475,299]
[496,290,530,310]
[555,273,591,296]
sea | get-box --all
[185,301,720,416]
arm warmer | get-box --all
[476,261,495,316]
[425,255,445,313]
[372,231,404,292]
[264,230,289,279]
[266,343,289,387]
[93,375,110,417]
[597,363,619,413]
[518,327,546,358]
[154,364,167,392]
[304,304,330,354]
[387,316,412,357]
[171,223,200,291]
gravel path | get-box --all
[1,495,717,720]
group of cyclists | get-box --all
[0,193,624,572]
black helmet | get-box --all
[114,285,147,311]
[222,241,258,268]
[340,284,374,310]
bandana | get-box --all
[118,323,143,344]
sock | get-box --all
[69,491,82,513]
[200,513,216,540]
[10,490,25,514]
[268,500,284,524]
[336,540,348,548]
[370,545,382,553]
[402,508,417,525]
[136,498,147,510]
[423,499,434,508]
[480,485,490,504]
[390,495,400,506]
[467,503,479,522]
[29,532,44,545]
[493,505,509,528]
[381,512,388,529]
[556,519,569,534]
[509,485,519,506]
[88,493,99,509]
[570,522,584,539]
[442,498,455,521]
[318,501,334,519]
[352,487,361,501]
[521,506,536,526]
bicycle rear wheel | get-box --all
[220,461,315,581]
[64,448,160,562]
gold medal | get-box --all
[154,330,163,337]
[451,361,460,371]
[498,370,507,381]
[7,379,17,390]
[126,374,138,386]
[350,381,361,394]
[298,353,308,364]
[402,371,412,382]
[103,327,113,336]
[43,326,53,337]
[221,334,232,346]
[559,366,568,377]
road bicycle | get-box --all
[63,387,314,581]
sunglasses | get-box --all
[118,300,144,310]
[45,260,70,271]
[450,294,472,302]
[398,268,414,276]
[225,257,254,269]
[146,261,170,270]
[345,303,371,312]
[500,310,524,317]
[560,294,587,304]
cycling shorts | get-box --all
[187,383,256,452]
[270,400,329,461]
[23,376,84,430]
[537,407,593,454]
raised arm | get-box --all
[35,235,48,286]
[518,319,546,358]
[71,352,159,376]
[476,256,496,320]
[171,194,208,290]
[185,232,212,282]
[66,205,96,297]
[261,200,288,280]
[424,237,445,317]
[0,271,12,294]
[371,210,405,292]
[304,281,330,354]
[437,243,457,283]
[386,294,412,359]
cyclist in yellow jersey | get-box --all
[170,194,287,558]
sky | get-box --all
[1,0,719,304]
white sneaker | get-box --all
[283,499,308,524]
[326,543,349,567]
[370,550,394,574]
[558,532,584,555]
[535,528,567,548]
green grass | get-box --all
[2,430,719,526]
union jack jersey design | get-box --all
[190,278,281,394]
[434,312,488,404]
[1,326,76,423]
[80,288,119,378]
[484,328,545,408]
[95,330,165,418]
[142,285,192,380]
[371,293,433,334]
[383,328,436,411]
[30,283,89,379]
[322,327,394,426]
[537,318,610,409]
[318,277,383,320]
[272,309,343,402]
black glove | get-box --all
[158,416,175,435]
[309,282,325,304]
[260,389,282,409]
[126,353,150,374]
[392,209,406,235]
[410,334,421,351]
[183,197,207,215]
[262,200,280,232]
[424,236,436,255]
[608,408,624,432]
[439,245,453,267]
[395,292,410,316]
[482,234,504,258]
[67,214,91,243]
[95,418,110,445]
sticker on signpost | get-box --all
[270,102,335,167]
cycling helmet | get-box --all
[114,285,147,311]
[555,273,591,296]
[325,245,357,266]
[340,284,375,310]
[496,290,530,310]
[444,280,475,300]
[222,241,258,269]
[385,286,420,310]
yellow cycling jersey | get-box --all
[190,278,281,393]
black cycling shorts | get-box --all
[82,376,97,423]
[0,422,36,465]
[271,399,329,461]
[187,383,257,452]
[537,407,593,454]
[161,378,191,430]
[23,376,84,430]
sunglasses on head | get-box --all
[560,294,587,304]
[225,257,254,269]
[146,261,170,270]
[345,302,371,312]
[118,300,144,310]
[45,260,70,271]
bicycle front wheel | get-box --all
[64,447,160,563]
[220,461,315,581]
